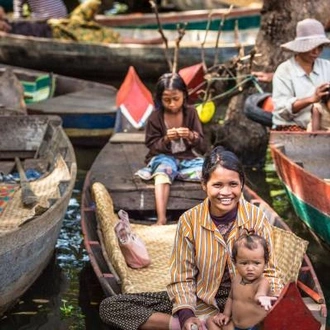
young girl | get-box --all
[206,233,276,330]
[308,88,330,131]
[136,72,206,225]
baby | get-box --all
[206,233,277,330]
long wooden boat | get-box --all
[95,7,261,30]
[81,133,326,329]
[0,115,77,316]
[270,132,330,246]
[0,64,117,147]
[0,18,258,81]
[171,0,262,10]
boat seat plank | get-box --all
[110,132,145,144]
[27,87,117,114]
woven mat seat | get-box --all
[92,182,176,294]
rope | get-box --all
[196,74,265,104]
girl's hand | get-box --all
[176,127,194,140]
[167,128,178,141]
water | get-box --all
[0,146,329,329]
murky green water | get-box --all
[0,147,329,329]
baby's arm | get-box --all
[255,277,277,311]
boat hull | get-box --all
[0,193,70,315]
[0,64,117,147]
[0,115,77,315]
[270,132,330,245]
[0,30,256,81]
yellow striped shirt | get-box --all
[167,197,283,316]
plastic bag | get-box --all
[114,210,151,269]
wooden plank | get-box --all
[110,132,145,144]
[91,143,137,192]
[27,87,117,115]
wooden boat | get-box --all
[95,7,261,30]
[171,0,262,10]
[0,12,259,82]
[270,132,330,246]
[0,115,77,316]
[81,132,326,329]
[0,64,118,147]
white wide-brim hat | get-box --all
[281,18,330,53]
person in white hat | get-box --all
[272,18,330,131]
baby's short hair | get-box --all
[232,230,269,264]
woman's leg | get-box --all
[99,292,173,330]
[140,312,172,329]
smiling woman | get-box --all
[99,146,283,330]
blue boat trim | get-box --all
[283,185,330,244]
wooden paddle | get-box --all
[15,157,38,207]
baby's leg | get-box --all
[205,316,220,330]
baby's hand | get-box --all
[213,313,230,326]
[256,295,277,311]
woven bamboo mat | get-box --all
[123,224,176,293]
[0,155,71,233]
[272,226,308,283]
[92,182,177,294]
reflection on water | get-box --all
[0,147,329,329]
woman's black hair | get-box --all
[202,146,245,187]
[232,232,270,264]
[154,72,189,112]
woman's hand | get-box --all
[183,316,207,330]
[313,83,330,103]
